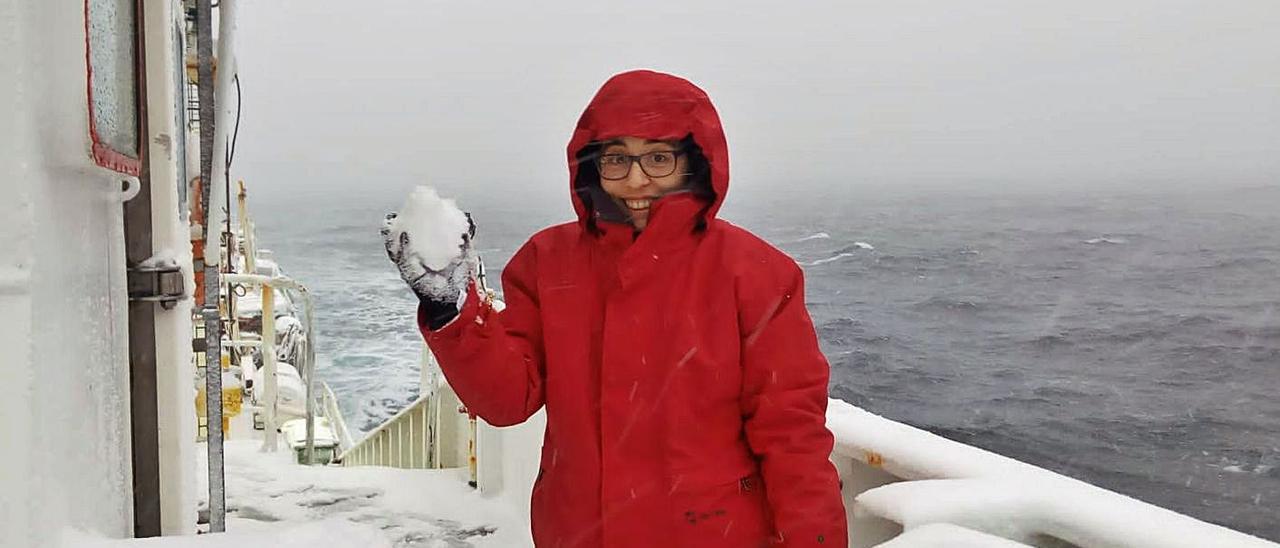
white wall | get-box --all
[0,2,138,546]
[474,409,543,548]
[480,411,544,520]
[0,4,39,546]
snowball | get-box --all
[389,186,471,271]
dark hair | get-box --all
[679,136,715,232]
[573,134,716,234]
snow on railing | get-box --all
[825,399,1278,548]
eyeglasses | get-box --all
[595,150,683,180]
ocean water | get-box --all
[254,183,1280,540]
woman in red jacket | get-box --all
[385,69,847,547]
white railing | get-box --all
[337,393,439,469]
[825,400,1278,548]
[319,381,355,453]
[338,346,474,474]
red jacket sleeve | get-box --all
[739,260,848,547]
[418,240,545,427]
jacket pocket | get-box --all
[669,472,775,548]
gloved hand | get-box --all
[382,212,478,330]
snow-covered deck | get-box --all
[67,440,530,547]
[204,440,529,547]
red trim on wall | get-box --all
[93,142,142,176]
[83,0,142,177]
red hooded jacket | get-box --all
[421,70,848,547]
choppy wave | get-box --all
[909,295,1027,315]
[806,241,876,266]
[1083,237,1128,245]
[808,252,856,266]
[1028,334,1074,349]
[911,296,983,313]
[1209,257,1276,269]
[795,232,831,242]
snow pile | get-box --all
[388,186,471,271]
[138,249,179,269]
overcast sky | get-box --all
[234,0,1279,203]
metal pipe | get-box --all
[195,0,224,533]
[205,0,237,263]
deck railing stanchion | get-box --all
[260,284,277,451]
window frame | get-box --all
[83,0,143,176]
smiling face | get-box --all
[597,136,689,230]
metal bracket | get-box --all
[128,264,188,309]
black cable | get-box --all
[226,73,242,171]
[223,72,242,277]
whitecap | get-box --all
[796,232,831,242]
[808,252,856,266]
[1083,237,1127,245]
[854,241,875,250]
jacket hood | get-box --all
[567,70,730,226]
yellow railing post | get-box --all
[261,284,277,451]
